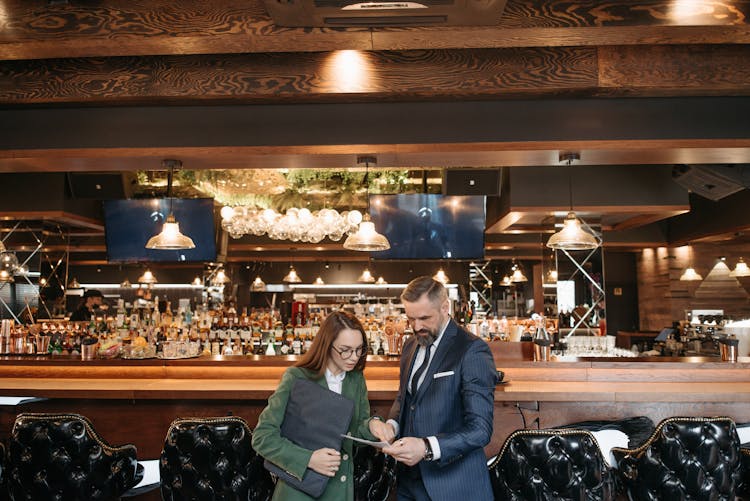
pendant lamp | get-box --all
[357,267,376,283]
[251,275,266,290]
[375,276,388,285]
[679,245,703,281]
[120,278,132,288]
[283,265,302,283]
[546,154,600,251]
[138,269,158,284]
[213,269,230,285]
[510,261,528,283]
[313,276,325,285]
[145,159,196,250]
[433,268,450,284]
[343,156,391,252]
[192,276,203,286]
[730,257,750,277]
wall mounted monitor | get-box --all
[103,198,217,263]
[369,194,486,260]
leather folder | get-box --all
[264,377,354,497]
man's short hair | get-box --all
[82,289,104,299]
[400,276,448,306]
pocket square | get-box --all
[433,371,454,379]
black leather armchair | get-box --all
[160,416,275,501]
[612,416,742,501]
[489,428,616,501]
[353,444,397,501]
[7,412,142,501]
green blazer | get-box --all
[252,366,377,501]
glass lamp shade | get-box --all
[511,267,528,282]
[145,214,196,250]
[357,268,375,283]
[192,277,203,286]
[0,269,13,283]
[679,267,703,281]
[500,275,512,286]
[313,276,325,285]
[343,215,391,252]
[138,270,158,284]
[120,278,132,288]
[547,269,558,283]
[0,250,19,274]
[730,258,750,277]
[432,269,450,284]
[546,212,599,251]
[67,277,82,289]
[283,266,302,283]
[250,275,266,291]
[375,276,387,285]
[213,269,230,284]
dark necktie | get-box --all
[410,344,433,395]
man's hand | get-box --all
[369,419,396,444]
[308,448,341,477]
[381,436,426,466]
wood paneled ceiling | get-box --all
[2,0,750,263]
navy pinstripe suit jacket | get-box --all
[389,319,497,501]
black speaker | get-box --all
[672,164,748,201]
[443,169,501,196]
[67,172,134,199]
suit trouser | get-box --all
[397,464,431,501]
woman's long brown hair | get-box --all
[295,310,368,377]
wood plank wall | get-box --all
[637,244,750,330]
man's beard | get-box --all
[415,328,438,347]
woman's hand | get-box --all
[369,418,396,444]
[308,448,341,477]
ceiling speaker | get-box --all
[672,164,749,201]
[443,169,501,196]
[67,172,135,199]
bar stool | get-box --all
[160,416,275,501]
[352,444,397,501]
[612,416,742,501]
[488,428,617,501]
[7,412,142,501]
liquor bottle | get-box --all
[292,329,302,355]
[162,301,174,328]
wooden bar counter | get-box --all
[1,353,750,464]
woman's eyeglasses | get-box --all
[331,345,366,359]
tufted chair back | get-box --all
[353,444,397,501]
[489,428,616,501]
[160,416,275,501]
[612,416,742,501]
[7,412,141,501]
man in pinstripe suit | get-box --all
[373,276,497,501]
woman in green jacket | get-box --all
[252,310,394,501]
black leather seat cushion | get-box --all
[489,429,616,501]
[353,445,397,501]
[160,417,275,501]
[8,412,140,501]
[612,416,742,501]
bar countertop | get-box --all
[0,354,749,402]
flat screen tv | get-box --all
[369,194,486,260]
[104,198,217,263]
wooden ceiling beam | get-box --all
[1,1,748,61]
[3,45,750,106]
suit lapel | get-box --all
[415,319,458,400]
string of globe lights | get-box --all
[220,205,364,243]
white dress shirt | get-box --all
[325,368,346,394]
[388,319,449,460]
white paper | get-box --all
[132,460,160,489]
[341,434,390,449]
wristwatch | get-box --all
[422,438,434,461]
